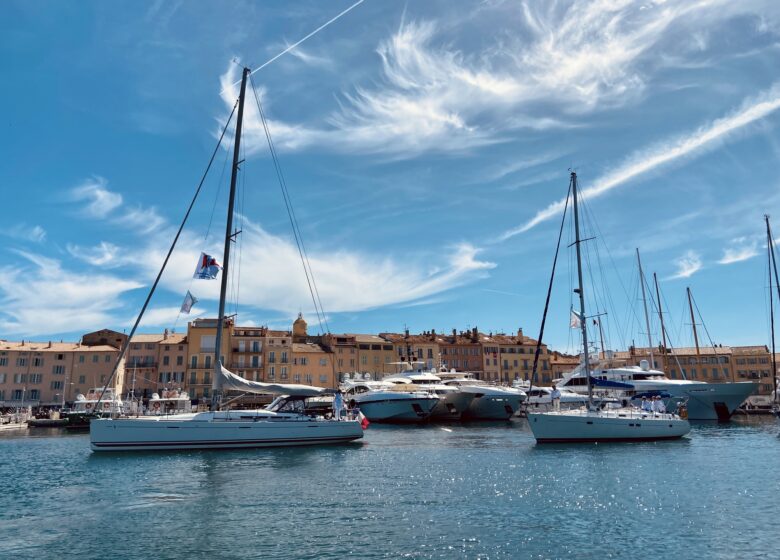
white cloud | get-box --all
[67,241,124,267]
[70,176,123,218]
[2,223,46,243]
[500,83,780,240]
[718,237,760,264]
[668,250,702,279]
[0,251,143,336]
[222,1,777,157]
[147,219,497,315]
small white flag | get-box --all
[569,309,582,329]
[180,291,198,314]
[193,252,221,280]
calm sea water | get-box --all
[1,418,778,559]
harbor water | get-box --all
[1,418,779,559]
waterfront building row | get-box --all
[1,316,777,405]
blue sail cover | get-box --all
[588,376,634,389]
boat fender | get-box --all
[85,403,93,410]
[153,402,161,411]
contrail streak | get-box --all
[498,83,780,241]
[222,0,366,92]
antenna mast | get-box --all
[636,249,654,369]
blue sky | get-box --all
[2,0,780,355]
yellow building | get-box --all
[185,318,234,401]
[481,329,549,383]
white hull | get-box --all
[431,392,475,421]
[527,409,690,443]
[464,394,524,420]
[670,382,757,421]
[353,393,439,423]
[90,412,363,451]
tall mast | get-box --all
[211,66,250,411]
[653,272,668,370]
[687,287,700,356]
[766,215,778,403]
[636,248,654,369]
[571,172,592,405]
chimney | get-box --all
[404,328,410,338]
[472,327,478,340]
[452,328,457,338]
[431,329,436,340]
[164,328,169,340]
[48,341,52,348]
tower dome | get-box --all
[293,312,307,340]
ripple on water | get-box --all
[0,418,779,558]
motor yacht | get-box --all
[383,365,474,421]
[435,371,525,420]
[341,375,439,423]
[554,359,757,421]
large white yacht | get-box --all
[383,365,474,421]
[90,367,364,451]
[554,359,757,421]
[90,68,364,452]
[341,375,439,423]
[435,371,525,420]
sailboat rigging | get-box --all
[89,67,364,451]
[526,171,691,443]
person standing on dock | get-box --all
[550,385,561,412]
[333,391,344,421]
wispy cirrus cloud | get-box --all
[66,241,124,268]
[223,1,778,157]
[499,83,780,240]
[1,223,46,243]
[667,250,703,280]
[70,176,123,218]
[718,237,760,264]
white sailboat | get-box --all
[527,172,690,443]
[90,67,363,451]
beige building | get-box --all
[0,338,121,408]
[379,331,440,373]
[481,329,550,383]
[125,330,188,397]
[437,328,483,374]
[321,333,394,380]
